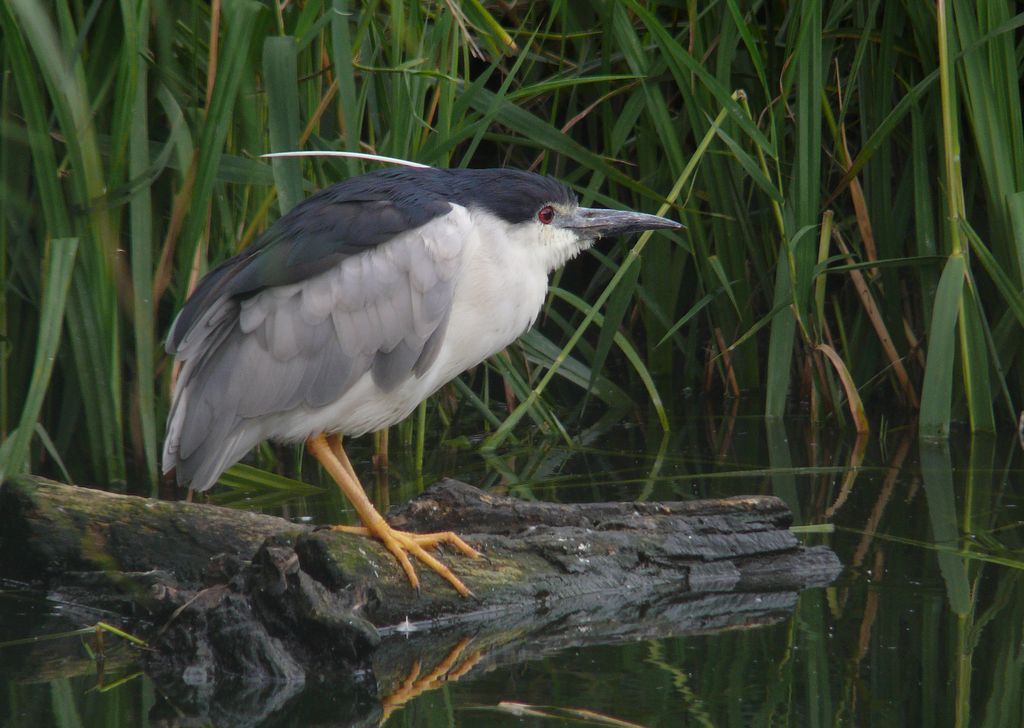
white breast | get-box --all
[265,206,551,442]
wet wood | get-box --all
[0,475,836,620]
[0,473,841,720]
[0,476,303,584]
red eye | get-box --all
[537,205,555,224]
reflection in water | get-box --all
[2,411,1022,726]
[379,636,483,722]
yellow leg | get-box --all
[307,433,480,597]
[325,433,357,481]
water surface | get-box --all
[2,411,1021,726]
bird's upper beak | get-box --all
[565,207,682,240]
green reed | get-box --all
[2,1,1023,488]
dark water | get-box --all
[2,411,1022,727]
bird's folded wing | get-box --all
[164,213,466,487]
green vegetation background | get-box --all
[3,0,1024,489]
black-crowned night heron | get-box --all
[163,166,680,596]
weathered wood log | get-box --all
[0,474,841,724]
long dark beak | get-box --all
[565,207,682,239]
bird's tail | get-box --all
[162,300,260,493]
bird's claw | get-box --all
[332,523,478,597]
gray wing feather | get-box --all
[372,339,423,391]
[164,220,465,491]
[413,306,451,376]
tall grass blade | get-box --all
[9,0,125,481]
[175,0,263,273]
[589,258,639,395]
[959,279,995,432]
[547,288,663,425]
[815,344,868,433]
[263,36,304,214]
[0,238,78,481]
[920,255,965,437]
[329,0,361,177]
[0,3,70,235]
[127,0,159,489]
[767,1,822,417]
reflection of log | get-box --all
[0,475,841,724]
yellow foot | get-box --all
[333,524,481,597]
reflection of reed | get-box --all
[836,426,914,614]
[702,396,741,463]
[824,432,870,518]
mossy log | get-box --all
[0,474,840,723]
